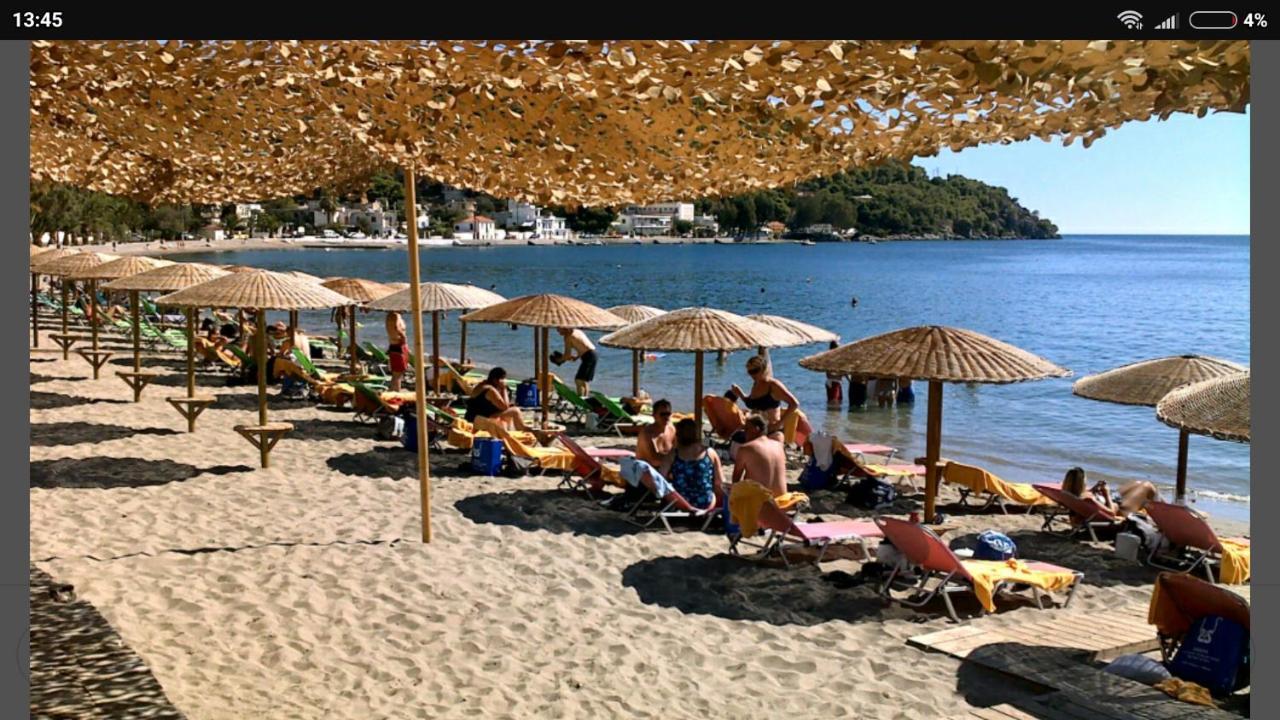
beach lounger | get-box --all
[352,381,405,424]
[590,391,652,435]
[552,379,594,425]
[1032,484,1123,542]
[875,516,1084,622]
[827,441,925,490]
[473,418,577,474]
[1145,501,1250,584]
[844,442,898,461]
[942,461,1055,514]
[226,344,255,373]
[625,483,721,534]
[1149,572,1251,666]
[727,481,879,566]
[291,348,338,383]
[555,432,630,494]
[702,394,745,446]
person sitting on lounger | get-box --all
[657,418,724,510]
[635,399,675,466]
[731,415,789,498]
[464,366,530,431]
[729,355,800,441]
[1061,466,1159,517]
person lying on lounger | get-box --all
[1061,466,1159,517]
[464,366,530,431]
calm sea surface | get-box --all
[175,235,1250,520]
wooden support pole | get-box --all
[1175,429,1190,503]
[694,350,704,428]
[432,310,441,393]
[923,380,944,522]
[459,320,468,366]
[60,282,69,358]
[632,349,640,397]
[89,279,100,378]
[540,326,550,427]
[349,307,359,377]
[404,168,432,543]
[186,309,196,397]
[31,273,39,348]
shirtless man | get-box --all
[731,415,789,497]
[557,326,598,396]
[635,399,676,466]
[385,311,409,392]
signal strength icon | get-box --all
[1155,14,1179,29]
[1118,10,1144,29]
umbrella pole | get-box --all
[923,380,943,522]
[632,349,640,397]
[349,308,358,376]
[541,326,550,427]
[432,310,441,393]
[90,280,100,379]
[255,308,269,467]
[533,326,540,382]
[404,168,432,543]
[289,310,298,347]
[459,320,468,365]
[60,282,69,359]
[186,309,196,397]
[694,350,704,428]
[31,273,38,348]
[130,290,143,400]
[1175,428,1189,503]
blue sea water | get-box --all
[174,235,1250,520]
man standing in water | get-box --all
[731,415,789,497]
[385,310,409,392]
[556,326,598,396]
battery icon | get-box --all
[1189,10,1238,29]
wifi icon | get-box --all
[1118,10,1144,29]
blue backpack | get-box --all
[973,530,1017,561]
[799,459,835,491]
[1169,615,1250,696]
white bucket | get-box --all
[1116,532,1142,562]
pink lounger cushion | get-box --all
[585,448,634,459]
[791,520,883,542]
[845,443,896,456]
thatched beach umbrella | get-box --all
[800,326,1069,521]
[607,305,667,397]
[34,252,119,373]
[105,262,229,430]
[29,246,79,350]
[369,282,506,392]
[1074,355,1247,501]
[157,270,354,467]
[600,307,800,427]
[747,314,839,345]
[70,256,174,400]
[462,295,625,426]
[1157,370,1250,442]
[320,277,397,376]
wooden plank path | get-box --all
[909,601,1156,662]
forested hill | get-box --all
[696,161,1060,240]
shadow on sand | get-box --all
[327,446,420,480]
[107,356,192,372]
[455,489,659,538]
[30,565,185,719]
[205,392,314,412]
[287,418,379,442]
[31,372,87,385]
[143,372,230,389]
[30,422,180,447]
[31,456,252,489]
[30,392,130,411]
[620,554,906,626]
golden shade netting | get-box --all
[30,40,1249,206]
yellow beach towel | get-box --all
[960,559,1078,613]
[1154,678,1217,708]
[728,482,810,539]
[944,462,1053,507]
[1219,539,1250,584]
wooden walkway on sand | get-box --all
[909,601,1156,662]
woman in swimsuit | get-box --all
[658,418,724,511]
[1061,467,1160,517]
[464,367,529,430]
[385,311,409,391]
[729,354,799,441]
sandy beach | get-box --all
[29,326,1248,719]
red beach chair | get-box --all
[1032,484,1123,542]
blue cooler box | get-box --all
[470,438,504,476]
[516,380,540,408]
[401,413,417,452]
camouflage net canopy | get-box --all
[30,40,1250,206]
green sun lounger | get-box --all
[552,379,593,425]
[590,391,653,435]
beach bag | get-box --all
[846,476,896,510]
[469,438,504,476]
[973,530,1017,561]
[799,459,835,491]
[1168,615,1250,695]
[1105,654,1172,685]
[377,414,404,441]
[1122,515,1166,555]
[516,380,540,408]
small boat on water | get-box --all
[714,238,735,244]
[799,240,816,246]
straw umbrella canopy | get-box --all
[461,295,626,426]
[747,314,839,345]
[600,307,801,427]
[1073,355,1247,500]
[68,256,174,395]
[34,252,120,368]
[157,270,355,468]
[1157,371,1250,443]
[800,326,1069,520]
[105,262,231,430]
[606,305,668,397]
[29,247,80,349]
[369,282,507,391]
[320,277,398,376]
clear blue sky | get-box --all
[912,110,1250,235]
